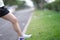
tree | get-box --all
[3,0,18,5]
[32,0,46,9]
[3,0,25,6]
[45,0,60,11]
[3,0,26,8]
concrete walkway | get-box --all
[0,8,34,40]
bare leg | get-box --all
[1,13,22,37]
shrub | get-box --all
[45,1,60,11]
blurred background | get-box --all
[0,0,60,40]
[3,0,34,9]
[3,0,60,11]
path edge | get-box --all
[23,13,33,33]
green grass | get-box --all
[25,10,60,40]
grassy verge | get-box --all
[26,10,60,40]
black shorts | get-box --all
[0,6,9,17]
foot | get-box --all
[22,34,32,38]
[18,37,24,40]
[18,34,32,40]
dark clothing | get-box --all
[0,6,9,17]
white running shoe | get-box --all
[22,34,32,38]
[18,34,32,40]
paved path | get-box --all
[0,8,34,40]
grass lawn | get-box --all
[25,10,60,40]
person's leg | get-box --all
[1,13,32,39]
[1,13,22,37]
[0,6,31,40]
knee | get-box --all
[11,17,18,24]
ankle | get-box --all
[18,34,22,37]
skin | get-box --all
[1,13,22,37]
